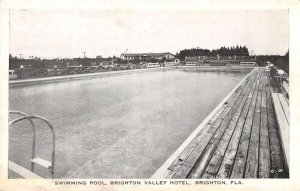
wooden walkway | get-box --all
[152,67,289,179]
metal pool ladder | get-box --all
[9,111,56,179]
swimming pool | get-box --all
[9,68,250,178]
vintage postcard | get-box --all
[0,0,300,191]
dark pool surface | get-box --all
[9,69,249,178]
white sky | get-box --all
[9,9,289,58]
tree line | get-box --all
[176,45,250,60]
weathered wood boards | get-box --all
[258,76,271,178]
[154,67,289,179]
[230,70,262,178]
[217,70,261,178]
[201,70,260,179]
[186,72,258,178]
[165,68,260,178]
[271,93,290,169]
[266,79,288,178]
[163,69,258,178]
[243,72,262,178]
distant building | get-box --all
[120,52,175,60]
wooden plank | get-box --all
[272,93,290,169]
[165,69,258,178]
[277,94,289,124]
[258,75,271,178]
[9,161,42,179]
[181,69,259,179]
[213,70,260,178]
[201,70,260,178]
[266,79,288,178]
[244,72,262,178]
[230,70,262,178]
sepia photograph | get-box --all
[7,9,290,181]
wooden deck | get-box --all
[152,67,289,179]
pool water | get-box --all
[9,69,249,178]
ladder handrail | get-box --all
[9,111,36,172]
[9,114,56,178]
